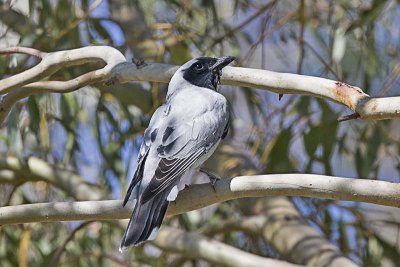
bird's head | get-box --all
[167,56,236,97]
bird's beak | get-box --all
[211,56,236,71]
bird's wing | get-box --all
[122,105,167,207]
[141,100,228,204]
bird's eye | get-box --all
[193,63,204,70]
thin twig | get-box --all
[297,0,306,74]
[338,113,361,122]
[49,221,94,266]
[208,1,278,50]
[303,40,340,80]
[0,47,47,58]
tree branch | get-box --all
[115,62,400,121]
[203,199,358,267]
[0,46,126,124]
[0,47,47,58]
[261,197,359,267]
[0,156,103,201]
[0,174,398,225]
[0,46,125,95]
[209,148,359,267]
[1,46,400,124]
[154,226,301,267]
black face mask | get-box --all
[183,56,235,90]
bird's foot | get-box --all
[200,168,220,192]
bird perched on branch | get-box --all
[120,56,235,250]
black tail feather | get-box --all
[120,191,169,250]
[138,194,168,242]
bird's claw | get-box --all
[200,168,220,192]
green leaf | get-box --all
[338,220,349,254]
[304,126,320,159]
[6,106,20,153]
[267,128,292,172]
[27,96,40,134]
[60,93,78,124]
[367,236,384,266]
[375,234,400,264]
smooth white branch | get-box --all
[114,58,400,121]
[154,226,301,267]
[0,46,126,123]
[0,174,398,225]
[0,46,125,94]
[1,46,400,124]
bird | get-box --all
[119,56,235,251]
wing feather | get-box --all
[122,148,149,206]
[122,105,167,206]
[141,147,205,203]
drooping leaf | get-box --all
[27,96,40,134]
[267,128,292,172]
